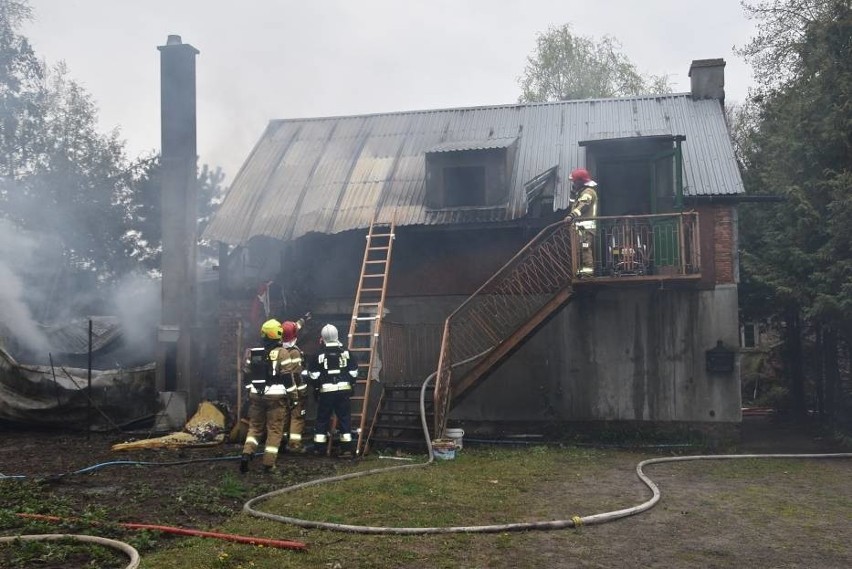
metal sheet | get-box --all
[204,95,744,245]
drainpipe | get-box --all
[156,35,200,421]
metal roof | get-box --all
[204,94,744,245]
[427,137,518,153]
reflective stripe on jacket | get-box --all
[570,182,599,230]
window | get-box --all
[424,138,516,209]
[741,323,759,348]
[443,166,485,207]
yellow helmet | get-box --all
[261,319,283,340]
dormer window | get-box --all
[425,138,516,209]
[444,166,485,207]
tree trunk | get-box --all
[783,306,807,418]
[815,327,825,417]
[823,328,839,422]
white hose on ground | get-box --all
[243,356,852,534]
[0,534,140,569]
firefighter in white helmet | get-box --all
[307,324,359,457]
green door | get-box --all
[649,141,684,269]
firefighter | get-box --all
[280,314,311,452]
[307,324,359,457]
[565,167,599,277]
[239,319,291,473]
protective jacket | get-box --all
[309,345,359,393]
[570,181,599,230]
[275,343,306,405]
[244,340,305,401]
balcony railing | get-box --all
[573,211,701,278]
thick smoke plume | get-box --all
[0,218,51,355]
[0,218,162,367]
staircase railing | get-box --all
[433,218,576,438]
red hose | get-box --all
[17,513,307,551]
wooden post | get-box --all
[87,319,92,439]
[236,320,243,420]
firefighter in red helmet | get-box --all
[279,315,311,453]
[566,168,599,277]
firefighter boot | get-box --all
[339,440,356,460]
[239,453,251,474]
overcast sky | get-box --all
[25,0,757,182]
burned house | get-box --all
[203,59,743,446]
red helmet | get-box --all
[281,321,299,342]
[569,168,591,184]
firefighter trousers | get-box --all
[578,227,597,275]
[242,392,287,467]
[313,391,353,444]
[287,396,307,450]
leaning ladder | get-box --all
[347,217,396,456]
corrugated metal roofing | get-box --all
[204,94,744,246]
[428,137,518,153]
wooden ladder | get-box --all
[347,217,396,456]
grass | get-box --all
[259,446,608,527]
[3,446,850,568]
[137,446,850,569]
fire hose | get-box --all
[0,533,140,569]
[244,355,852,534]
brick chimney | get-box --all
[689,58,725,108]
[156,35,200,420]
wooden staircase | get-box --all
[347,217,396,456]
[368,383,435,452]
[433,218,578,438]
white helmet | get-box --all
[321,324,340,346]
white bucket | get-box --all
[445,428,464,450]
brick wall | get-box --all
[713,205,735,284]
[215,298,253,403]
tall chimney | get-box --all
[156,35,200,420]
[689,58,726,108]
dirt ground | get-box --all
[1,415,850,568]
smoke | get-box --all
[0,218,163,366]
[107,272,161,359]
[0,218,51,355]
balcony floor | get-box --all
[572,272,702,287]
